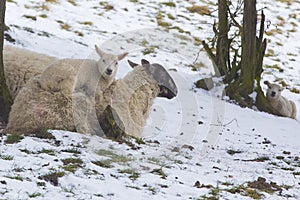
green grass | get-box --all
[97,149,116,157]
[0,154,14,160]
[142,46,157,55]
[92,160,113,168]
[38,171,65,186]
[28,192,42,198]
[292,171,300,175]
[226,185,263,199]
[160,2,176,7]
[61,157,84,173]
[37,182,46,187]
[61,148,81,154]
[5,134,24,144]
[151,168,167,179]
[61,158,84,165]
[5,175,23,181]
[38,149,56,156]
[227,149,243,155]
[92,150,132,169]
[119,169,140,181]
[32,128,55,139]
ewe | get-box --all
[264,80,297,119]
[99,59,178,138]
[4,46,128,135]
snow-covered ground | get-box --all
[1,0,300,199]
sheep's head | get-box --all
[128,59,178,99]
[264,80,283,101]
[95,45,128,83]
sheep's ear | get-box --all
[127,60,139,68]
[118,52,128,61]
[141,59,150,66]
[95,45,105,57]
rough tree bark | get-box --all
[202,0,230,78]
[239,0,257,96]
[215,0,230,77]
[0,0,12,124]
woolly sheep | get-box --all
[100,59,178,138]
[4,46,128,135]
[264,80,297,119]
[3,45,57,98]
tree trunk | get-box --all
[239,0,257,96]
[215,0,229,77]
[225,0,258,107]
[0,0,12,124]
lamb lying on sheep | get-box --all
[39,45,126,95]
[264,81,297,119]
[99,59,178,138]
[4,46,128,135]
[3,45,58,98]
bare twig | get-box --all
[210,118,239,128]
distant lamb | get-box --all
[3,45,58,98]
[264,80,297,119]
[4,45,128,135]
[99,59,178,138]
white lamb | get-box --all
[264,80,297,119]
[4,46,128,135]
[3,45,58,98]
[98,59,178,138]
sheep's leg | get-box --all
[291,101,297,119]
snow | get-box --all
[1,0,300,199]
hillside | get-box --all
[1,0,300,199]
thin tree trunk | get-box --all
[0,0,12,124]
[216,0,229,77]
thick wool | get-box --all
[104,60,178,138]
[4,46,127,135]
[4,75,75,134]
[264,81,297,119]
[3,45,57,98]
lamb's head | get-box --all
[95,45,128,84]
[264,80,283,101]
[128,59,178,99]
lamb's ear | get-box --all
[264,80,270,86]
[95,45,105,57]
[279,87,284,92]
[118,52,128,61]
[127,60,139,68]
[141,59,150,66]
